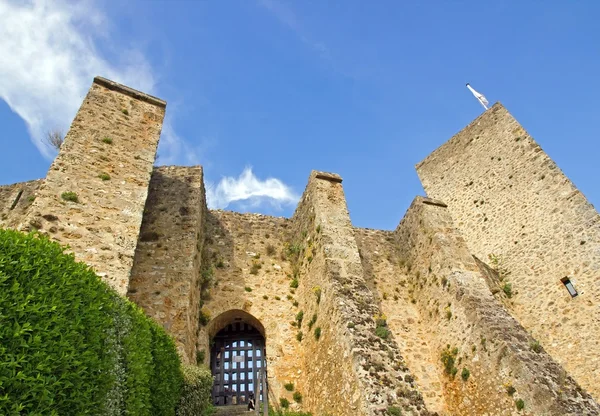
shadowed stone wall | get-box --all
[390,196,600,415]
[416,103,600,400]
[0,179,43,229]
[128,165,206,363]
[19,77,165,295]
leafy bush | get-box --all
[441,346,459,377]
[502,282,513,298]
[177,365,214,416]
[0,229,183,416]
[150,321,184,416]
[61,191,79,202]
[293,391,302,403]
[314,327,322,340]
[284,382,294,391]
[280,398,290,408]
[515,398,525,411]
[461,368,470,381]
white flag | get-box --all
[466,83,489,109]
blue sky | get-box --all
[1,1,599,230]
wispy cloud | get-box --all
[0,0,188,163]
[206,167,299,210]
[258,0,329,58]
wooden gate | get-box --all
[210,322,266,406]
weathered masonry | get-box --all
[1,78,599,415]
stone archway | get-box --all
[207,310,268,408]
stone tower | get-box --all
[417,103,600,401]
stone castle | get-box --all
[1,77,599,416]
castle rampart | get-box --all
[19,76,165,295]
[416,103,600,400]
[128,165,207,362]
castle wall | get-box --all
[354,227,449,415]
[416,103,600,400]
[391,197,600,415]
[20,77,165,295]
[0,179,43,229]
[196,210,304,409]
[128,166,206,363]
[287,171,428,416]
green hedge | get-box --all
[177,365,214,416]
[0,229,184,415]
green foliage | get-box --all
[515,398,525,411]
[293,391,302,403]
[290,278,299,288]
[284,382,294,391]
[280,397,290,408]
[245,286,253,292]
[461,368,470,381]
[197,349,206,365]
[530,340,542,353]
[375,314,390,339]
[177,365,214,416]
[122,109,129,115]
[505,383,516,396]
[502,282,513,298]
[102,136,113,144]
[123,303,153,414]
[0,229,183,416]
[199,308,211,326]
[296,331,303,342]
[308,313,317,330]
[388,406,402,416]
[316,224,321,233]
[269,407,312,416]
[250,263,261,275]
[375,326,390,339]
[296,310,304,327]
[441,346,459,378]
[99,172,111,181]
[286,242,303,259]
[149,321,184,416]
[61,191,79,202]
[314,327,322,340]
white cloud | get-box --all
[0,0,187,163]
[206,167,299,210]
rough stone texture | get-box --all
[286,171,429,416]
[3,77,599,414]
[416,103,600,400]
[390,197,600,415]
[128,166,206,363]
[0,179,43,229]
[19,77,165,295]
[355,227,449,415]
[197,210,304,411]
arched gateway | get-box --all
[208,310,268,408]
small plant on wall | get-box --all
[61,191,79,203]
[314,327,321,340]
[441,345,459,378]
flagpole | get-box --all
[466,83,489,110]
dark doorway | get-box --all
[210,321,267,406]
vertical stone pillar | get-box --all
[21,76,165,295]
